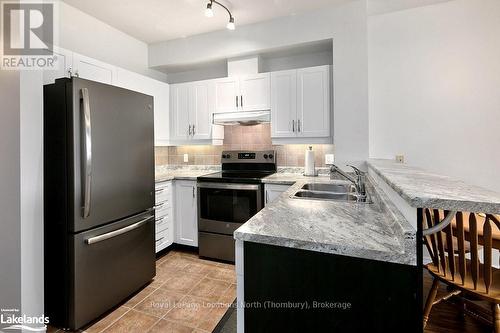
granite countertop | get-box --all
[262,173,321,185]
[155,170,212,182]
[155,165,220,183]
[367,159,500,215]
[235,174,416,266]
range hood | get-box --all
[213,110,271,126]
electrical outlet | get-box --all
[325,154,335,165]
[183,154,189,163]
[396,155,404,163]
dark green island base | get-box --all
[243,241,422,333]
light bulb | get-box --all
[227,17,235,30]
[205,3,214,17]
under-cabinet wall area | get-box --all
[155,124,334,167]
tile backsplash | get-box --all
[155,123,334,168]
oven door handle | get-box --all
[197,182,261,191]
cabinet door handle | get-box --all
[240,95,243,108]
[236,96,238,108]
[265,190,269,204]
[192,186,195,198]
[297,119,301,132]
[192,124,195,135]
[292,120,295,132]
[188,125,192,135]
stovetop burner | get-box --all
[197,150,277,184]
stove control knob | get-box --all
[268,154,274,159]
[226,154,231,159]
[222,154,227,159]
[263,154,269,159]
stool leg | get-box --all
[493,304,500,333]
[423,278,440,328]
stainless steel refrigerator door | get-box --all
[70,211,155,329]
[70,78,155,232]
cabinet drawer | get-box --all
[156,218,170,234]
[156,181,172,192]
[155,196,172,210]
[155,234,170,253]
[156,224,169,235]
[156,204,172,217]
[155,183,172,202]
[155,210,172,224]
[156,188,172,202]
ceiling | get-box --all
[367,0,453,16]
[62,0,454,44]
[61,0,350,44]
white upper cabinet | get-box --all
[271,65,331,140]
[239,73,271,111]
[170,83,191,141]
[170,80,214,142]
[72,52,116,85]
[43,48,115,86]
[297,66,330,138]
[214,73,270,113]
[43,47,73,84]
[43,47,170,146]
[271,69,297,138]
[153,82,170,146]
[190,81,212,140]
[214,77,240,113]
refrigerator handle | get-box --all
[81,88,92,218]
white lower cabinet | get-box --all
[155,181,174,253]
[174,180,198,247]
[264,184,291,206]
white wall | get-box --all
[57,0,166,81]
[4,0,170,321]
[368,0,500,191]
[0,71,21,315]
[20,71,44,322]
[150,0,370,167]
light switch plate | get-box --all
[325,154,335,165]
[183,154,189,163]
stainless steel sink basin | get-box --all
[294,191,359,201]
[301,183,355,193]
[291,182,372,204]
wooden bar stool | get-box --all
[422,210,500,331]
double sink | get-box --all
[291,182,372,204]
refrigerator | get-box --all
[43,77,156,330]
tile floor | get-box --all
[48,249,236,333]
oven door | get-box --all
[197,182,263,235]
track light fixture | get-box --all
[205,2,214,18]
[204,0,236,30]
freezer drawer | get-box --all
[70,211,155,329]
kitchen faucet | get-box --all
[329,164,366,197]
